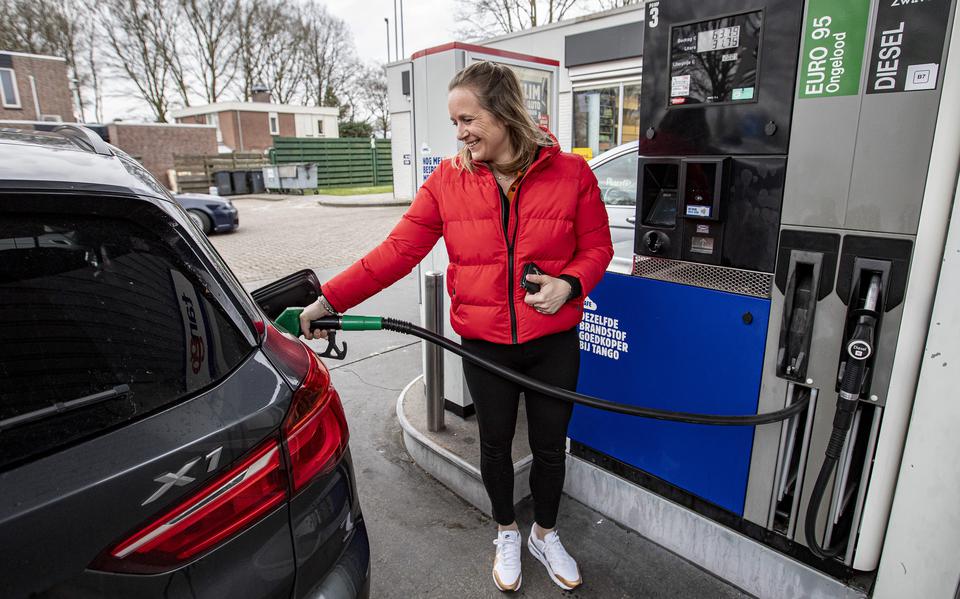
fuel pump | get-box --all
[567,0,954,587]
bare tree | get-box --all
[455,0,583,37]
[58,3,88,120]
[179,0,239,103]
[98,0,177,122]
[300,3,357,109]
[0,0,66,54]
[357,65,389,137]
[235,0,275,101]
[159,15,193,108]
[235,0,359,110]
[260,10,309,104]
[85,21,104,122]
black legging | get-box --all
[461,328,579,529]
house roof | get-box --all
[0,50,67,62]
[171,102,339,118]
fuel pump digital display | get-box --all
[697,27,741,53]
[669,12,762,106]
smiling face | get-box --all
[448,86,514,166]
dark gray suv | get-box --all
[0,124,370,598]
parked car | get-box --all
[589,141,639,274]
[174,192,239,235]
[0,124,369,599]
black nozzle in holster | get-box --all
[805,270,884,559]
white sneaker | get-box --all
[528,528,582,590]
[492,529,522,591]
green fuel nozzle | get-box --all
[326,315,383,331]
[273,309,382,361]
[276,308,385,336]
[274,307,306,337]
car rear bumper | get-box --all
[299,519,370,599]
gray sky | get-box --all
[101,0,460,122]
[326,0,461,65]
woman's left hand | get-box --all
[523,274,572,315]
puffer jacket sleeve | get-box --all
[321,163,444,312]
[559,157,614,297]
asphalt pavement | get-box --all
[223,197,751,598]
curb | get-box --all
[230,194,287,202]
[396,375,532,515]
[316,198,412,208]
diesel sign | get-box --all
[867,0,951,94]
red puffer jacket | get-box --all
[321,140,613,344]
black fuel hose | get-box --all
[803,273,882,560]
[804,455,845,559]
[311,316,809,426]
[803,349,871,558]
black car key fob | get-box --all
[521,262,544,294]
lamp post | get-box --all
[393,0,399,61]
[399,0,405,57]
[384,18,390,63]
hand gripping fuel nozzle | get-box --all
[274,308,349,360]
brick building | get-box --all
[171,88,339,152]
[0,51,75,122]
[107,122,217,189]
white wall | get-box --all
[290,112,338,138]
[387,60,416,201]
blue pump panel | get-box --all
[571,273,771,515]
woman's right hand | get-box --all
[299,298,334,340]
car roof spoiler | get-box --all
[0,120,114,156]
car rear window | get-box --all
[0,201,255,470]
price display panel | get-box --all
[668,12,762,106]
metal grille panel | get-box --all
[633,257,773,298]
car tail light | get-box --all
[91,439,287,574]
[283,348,349,493]
[92,327,349,573]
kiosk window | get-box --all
[621,83,641,144]
[574,86,620,157]
[668,11,762,106]
[573,81,641,157]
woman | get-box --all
[300,60,612,592]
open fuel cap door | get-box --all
[251,269,321,320]
[252,270,348,361]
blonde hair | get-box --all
[448,61,554,174]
